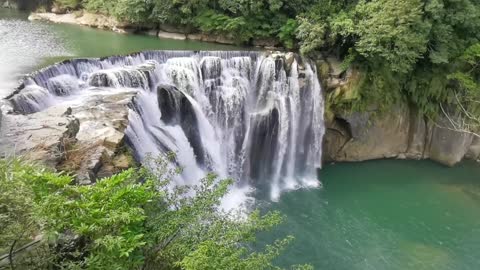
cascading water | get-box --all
[7,51,325,203]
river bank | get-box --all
[2,9,480,270]
[28,11,284,49]
[2,7,479,170]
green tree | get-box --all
[0,157,308,269]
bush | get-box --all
[0,157,308,270]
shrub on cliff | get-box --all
[0,158,310,270]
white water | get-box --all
[7,51,325,208]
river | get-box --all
[0,8,244,98]
[1,8,480,270]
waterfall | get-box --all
[8,51,325,203]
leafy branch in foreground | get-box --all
[0,157,310,269]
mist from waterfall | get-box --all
[8,51,325,205]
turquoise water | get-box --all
[0,8,245,97]
[2,8,480,269]
[259,160,480,270]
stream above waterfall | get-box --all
[0,8,246,99]
[2,8,480,270]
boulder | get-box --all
[466,137,480,160]
[60,91,135,181]
[324,99,480,166]
[325,104,410,162]
[0,105,80,168]
[427,118,474,166]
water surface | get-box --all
[2,8,480,270]
[259,160,480,270]
[0,8,244,98]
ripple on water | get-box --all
[0,17,70,98]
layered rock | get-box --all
[322,57,479,166]
[323,106,479,166]
[1,90,136,183]
[0,105,79,168]
[63,91,136,184]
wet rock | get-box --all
[284,52,295,71]
[248,107,279,181]
[200,57,222,80]
[157,85,205,165]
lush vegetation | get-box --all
[47,0,480,125]
[0,158,310,269]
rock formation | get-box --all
[321,58,480,166]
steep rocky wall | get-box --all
[323,105,479,166]
[321,58,480,166]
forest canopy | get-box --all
[50,0,480,119]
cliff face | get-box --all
[323,105,479,166]
[321,59,480,166]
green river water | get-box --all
[1,8,480,270]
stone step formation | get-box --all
[1,50,326,204]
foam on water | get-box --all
[8,51,325,210]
